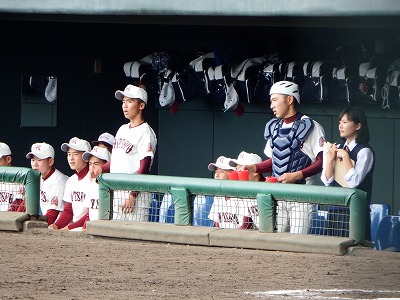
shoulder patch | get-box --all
[319,136,325,147]
[50,196,58,206]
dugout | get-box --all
[0,1,399,216]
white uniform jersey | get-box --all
[110,122,157,174]
[63,172,91,223]
[112,190,152,222]
[0,182,23,212]
[84,179,99,222]
[40,169,68,215]
[264,115,325,185]
[208,196,247,229]
[241,198,259,229]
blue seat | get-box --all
[309,206,328,235]
[370,203,390,244]
[374,215,400,251]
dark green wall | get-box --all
[0,20,399,214]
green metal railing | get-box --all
[98,173,367,243]
[0,166,41,216]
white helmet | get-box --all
[269,81,300,103]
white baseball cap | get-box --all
[208,156,235,171]
[0,142,11,158]
[229,151,262,167]
[26,142,55,159]
[115,84,148,104]
[61,137,91,153]
[92,132,115,148]
[82,146,111,162]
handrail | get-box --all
[0,166,40,216]
[98,173,367,242]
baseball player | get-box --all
[239,81,326,234]
[19,142,68,225]
[48,137,92,230]
[92,132,115,153]
[63,146,111,231]
[204,156,252,229]
[111,84,157,221]
[0,142,25,212]
[229,151,264,229]
[192,156,235,227]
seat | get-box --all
[374,215,400,251]
[309,205,329,235]
[370,203,390,244]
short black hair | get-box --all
[339,107,370,144]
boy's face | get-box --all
[270,94,292,119]
[67,148,87,172]
[122,97,145,120]
[88,156,105,179]
[30,156,53,177]
[214,168,229,180]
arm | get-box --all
[344,148,374,188]
[278,151,323,183]
[16,199,26,212]
[255,159,273,174]
[64,211,88,230]
[51,202,73,229]
[122,156,152,213]
[323,143,337,180]
[101,161,110,174]
[45,209,60,225]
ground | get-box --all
[0,229,399,300]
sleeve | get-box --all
[137,156,151,174]
[301,151,323,178]
[137,129,155,161]
[309,121,326,158]
[101,161,110,174]
[45,209,60,225]
[67,211,88,230]
[16,199,26,212]
[54,202,73,228]
[344,147,374,188]
[255,159,273,174]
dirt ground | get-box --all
[0,229,399,300]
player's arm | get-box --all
[16,199,26,212]
[45,209,60,225]
[50,202,73,229]
[61,211,88,231]
[255,159,272,174]
[122,156,151,213]
[278,152,323,183]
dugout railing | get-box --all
[97,173,367,243]
[0,166,41,231]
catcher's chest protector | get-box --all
[265,116,314,183]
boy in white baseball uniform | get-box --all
[192,156,235,227]
[229,151,264,229]
[206,156,253,229]
[63,146,111,231]
[0,142,25,212]
[20,142,68,225]
[111,84,157,221]
[48,137,92,230]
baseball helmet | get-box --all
[269,81,300,104]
